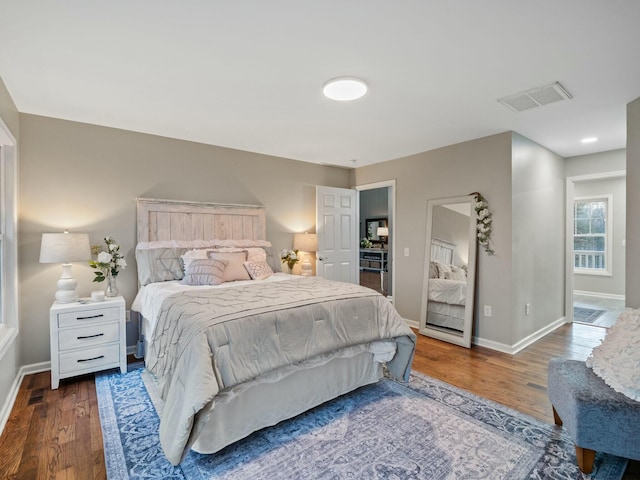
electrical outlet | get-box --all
[125,309,131,323]
[525,303,531,315]
[404,247,410,256]
[483,305,492,317]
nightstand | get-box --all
[49,296,126,389]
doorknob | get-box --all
[318,255,327,261]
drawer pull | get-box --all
[77,355,105,363]
[76,314,104,320]
[77,333,104,340]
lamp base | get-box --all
[55,263,79,303]
[300,259,313,276]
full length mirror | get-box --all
[419,195,478,348]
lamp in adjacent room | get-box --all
[39,231,92,303]
[377,226,389,249]
[293,232,318,276]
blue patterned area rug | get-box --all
[96,364,627,479]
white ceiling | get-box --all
[1,1,639,168]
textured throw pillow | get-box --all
[449,265,467,282]
[135,247,186,285]
[208,251,251,281]
[181,248,210,273]
[437,262,452,279]
[181,259,227,286]
[245,247,267,262]
[586,308,640,401]
[429,262,439,279]
[243,260,274,280]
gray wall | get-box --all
[18,114,351,366]
[627,97,640,307]
[573,177,626,296]
[355,132,567,348]
[565,149,626,177]
[355,132,515,346]
[0,77,19,419]
[511,133,565,343]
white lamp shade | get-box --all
[377,227,389,237]
[293,233,318,252]
[40,232,92,264]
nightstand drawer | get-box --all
[59,344,120,375]
[58,306,120,327]
[58,322,120,351]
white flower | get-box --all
[116,258,127,268]
[476,201,485,209]
[97,251,112,263]
[108,243,118,251]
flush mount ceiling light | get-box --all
[323,77,368,101]
[581,137,598,143]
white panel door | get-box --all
[316,186,358,283]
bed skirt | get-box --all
[191,349,383,455]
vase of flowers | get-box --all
[280,248,299,274]
[89,236,127,297]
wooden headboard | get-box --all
[136,198,267,243]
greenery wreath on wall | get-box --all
[470,192,495,255]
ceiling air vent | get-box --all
[498,82,572,113]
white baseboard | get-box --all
[574,290,625,301]
[403,317,419,329]
[0,361,50,435]
[475,317,566,355]
[406,315,567,356]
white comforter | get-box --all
[428,278,467,305]
[132,273,292,343]
[133,276,416,465]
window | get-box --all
[0,118,17,360]
[573,195,612,275]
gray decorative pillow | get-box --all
[244,260,274,280]
[135,247,186,285]
[262,246,282,273]
[181,259,227,286]
[208,251,251,281]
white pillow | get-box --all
[181,249,209,273]
[586,308,640,401]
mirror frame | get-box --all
[419,194,478,348]
[365,218,388,242]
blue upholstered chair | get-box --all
[547,358,640,473]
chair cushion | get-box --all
[547,358,640,460]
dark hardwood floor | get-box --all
[1,323,637,479]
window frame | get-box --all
[0,116,18,360]
[573,194,613,277]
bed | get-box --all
[131,198,416,465]
[426,260,467,332]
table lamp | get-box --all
[377,226,389,249]
[40,231,92,303]
[293,232,318,276]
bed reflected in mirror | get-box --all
[419,195,477,348]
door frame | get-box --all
[565,170,626,323]
[355,179,396,302]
